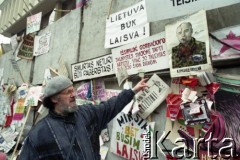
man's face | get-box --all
[54,86,77,115]
[176,23,193,45]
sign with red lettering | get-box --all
[110,112,154,159]
[71,54,114,81]
[112,32,169,76]
[105,0,149,48]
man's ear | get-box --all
[51,95,59,103]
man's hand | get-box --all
[132,78,148,94]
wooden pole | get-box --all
[11,106,32,160]
[107,0,113,19]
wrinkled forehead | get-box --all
[176,23,191,33]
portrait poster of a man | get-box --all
[165,10,212,77]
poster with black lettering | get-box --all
[71,54,114,82]
[105,0,149,48]
[110,112,155,159]
[146,0,240,22]
[137,74,171,119]
[112,32,169,76]
[165,10,212,78]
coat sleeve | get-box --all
[18,137,39,160]
[80,89,135,131]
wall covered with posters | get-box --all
[0,0,240,159]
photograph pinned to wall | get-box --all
[136,74,171,119]
[112,32,169,77]
[210,25,240,61]
[105,0,149,48]
[26,12,42,34]
[33,32,51,56]
[165,10,212,78]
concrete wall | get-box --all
[0,1,240,159]
[32,8,81,84]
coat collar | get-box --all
[49,110,76,124]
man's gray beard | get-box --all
[61,105,78,115]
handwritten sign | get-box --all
[26,12,42,34]
[146,0,240,22]
[71,54,114,81]
[136,74,171,119]
[105,0,149,48]
[33,32,51,56]
[110,112,153,159]
[112,32,169,76]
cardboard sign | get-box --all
[136,74,171,119]
[72,54,114,81]
[26,12,42,34]
[165,10,212,77]
[146,0,240,22]
[112,32,169,76]
[105,0,149,48]
[110,113,152,159]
